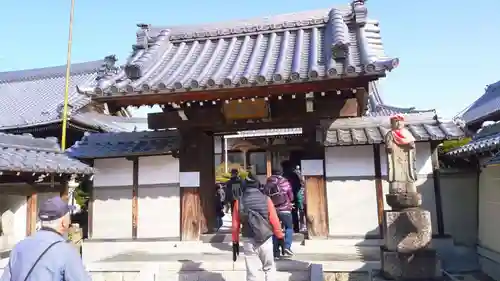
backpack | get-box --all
[264,175,289,207]
[239,199,273,245]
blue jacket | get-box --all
[1,228,90,281]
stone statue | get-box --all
[380,114,442,280]
[384,114,421,210]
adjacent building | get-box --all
[449,80,500,280]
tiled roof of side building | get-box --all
[448,122,500,157]
[461,80,500,125]
[84,0,399,96]
[0,60,102,129]
[0,59,150,132]
[0,133,93,174]
[322,112,465,146]
[66,130,179,159]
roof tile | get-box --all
[86,1,399,96]
[67,130,179,159]
[448,122,500,157]
[461,80,500,125]
[323,113,465,146]
[0,61,102,129]
[0,133,92,174]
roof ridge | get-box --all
[0,60,104,84]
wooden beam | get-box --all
[430,141,445,236]
[148,97,359,131]
[355,87,369,117]
[26,192,37,236]
[93,77,374,107]
[372,144,384,238]
[132,158,139,239]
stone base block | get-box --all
[381,248,442,280]
[382,209,432,253]
[386,192,421,210]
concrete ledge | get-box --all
[477,246,500,280]
[86,260,380,273]
[82,240,203,263]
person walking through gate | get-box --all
[264,170,295,257]
[224,168,242,214]
[1,196,91,281]
[232,173,285,281]
[281,160,303,232]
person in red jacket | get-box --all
[232,173,284,281]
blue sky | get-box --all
[1,0,499,118]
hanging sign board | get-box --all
[223,99,269,120]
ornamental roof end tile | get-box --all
[84,0,399,97]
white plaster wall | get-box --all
[94,158,133,187]
[138,155,180,239]
[478,165,500,252]
[325,146,378,236]
[0,195,27,249]
[440,171,478,246]
[93,187,132,239]
[327,179,379,236]
[92,158,133,239]
[380,142,433,176]
[325,146,374,177]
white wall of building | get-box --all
[325,145,378,237]
[477,164,500,280]
[92,158,133,239]
[0,195,27,250]
[138,155,180,239]
[91,156,181,240]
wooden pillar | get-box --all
[430,141,445,236]
[302,124,329,238]
[179,129,215,240]
[373,144,384,237]
[266,150,272,177]
[132,157,139,239]
[87,177,94,239]
[26,192,37,236]
[199,131,216,234]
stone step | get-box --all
[201,232,306,243]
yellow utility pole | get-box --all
[60,0,76,150]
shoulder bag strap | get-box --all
[9,240,62,281]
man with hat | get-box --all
[0,196,91,281]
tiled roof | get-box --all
[71,112,149,132]
[461,80,500,125]
[322,112,465,146]
[0,133,93,174]
[83,0,399,96]
[67,130,179,159]
[485,152,500,166]
[365,81,435,117]
[0,61,103,129]
[448,122,500,157]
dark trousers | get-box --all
[291,207,299,233]
[273,211,293,256]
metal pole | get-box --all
[224,137,228,173]
[60,0,76,151]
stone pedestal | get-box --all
[381,248,441,280]
[380,208,442,280]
